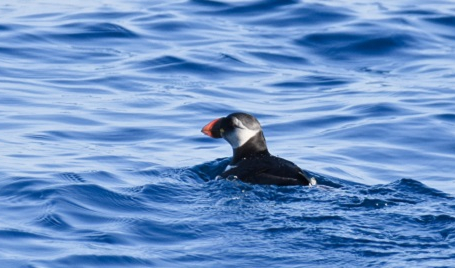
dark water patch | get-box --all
[345,102,416,118]
[267,114,357,137]
[434,113,455,122]
[0,176,55,202]
[296,31,418,61]
[247,3,353,27]
[62,10,144,21]
[66,75,151,93]
[51,254,154,267]
[425,15,455,28]
[338,196,395,209]
[319,121,406,142]
[248,51,309,66]
[392,9,437,17]
[38,83,113,95]
[0,96,34,106]
[202,0,299,16]
[55,184,149,213]
[34,212,74,231]
[351,36,411,55]
[132,55,185,69]
[75,230,132,245]
[384,179,452,200]
[190,0,230,8]
[176,101,236,116]
[415,214,455,225]
[146,20,192,32]
[11,114,103,126]
[5,153,42,159]
[138,179,202,205]
[128,218,204,245]
[5,45,130,66]
[217,52,246,65]
[50,22,140,42]
[18,12,64,20]
[129,55,251,79]
[77,159,151,174]
[1,27,52,44]
[92,110,175,122]
[53,197,127,227]
[1,19,29,32]
[0,25,12,31]
[134,13,213,34]
[270,75,353,88]
[0,229,50,240]
[0,46,40,62]
[36,127,175,143]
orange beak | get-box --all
[201,118,222,138]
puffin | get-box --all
[201,112,316,186]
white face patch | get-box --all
[222,118,259,149]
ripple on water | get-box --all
[53,22,139,40]
[50,255,154,267]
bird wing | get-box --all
[220,156,316,186]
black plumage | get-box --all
[201,112,316,186]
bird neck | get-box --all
[231,131,270,165]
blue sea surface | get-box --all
[1,0,455,267]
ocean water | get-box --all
[1,0,455,267]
